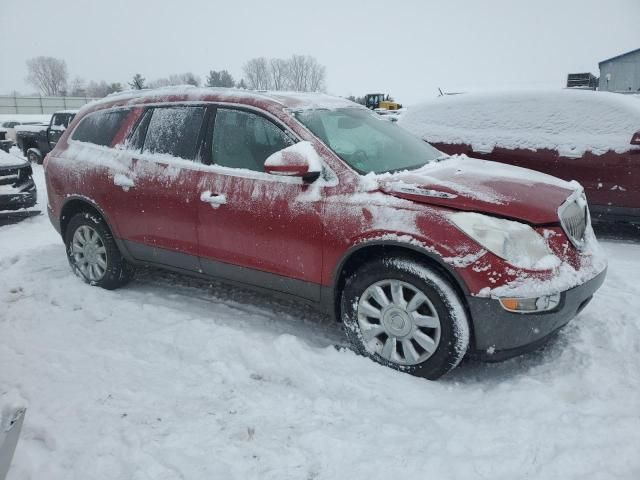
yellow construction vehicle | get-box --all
[364,93,402,111]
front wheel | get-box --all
[26,148,42,164]
[64,212,134,290]
[341,257,470,380]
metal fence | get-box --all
[0,95,100,114]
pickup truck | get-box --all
[15,110,77,164]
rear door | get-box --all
[124,105,209,270]
[196,107,324,300]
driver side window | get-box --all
[211,109,294,172]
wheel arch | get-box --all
[330,240,473,331]
[59,196,119,241]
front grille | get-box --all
[559,193,588,248]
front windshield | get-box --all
[294,107,443,174]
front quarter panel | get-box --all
[321,191,495,295]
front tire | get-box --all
[26,148,42,164]
[64,212,134,290]
[341,257,470,380]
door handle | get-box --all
[200,191,227,208]
[114,173,135,191]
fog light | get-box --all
[499,294,560,313]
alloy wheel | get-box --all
[70,225,108,282]
[357,279,441,365]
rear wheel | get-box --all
[341,257,470,380]
[64,212,134,290]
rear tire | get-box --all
[341,257,470,380]
[64,212,134,290]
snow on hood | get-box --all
[366,155,577,225]
[399,89,640,156]
[0,149,28,168]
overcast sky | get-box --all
[1,0,638,104]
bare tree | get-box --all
[243,57,271,90]
[206,70,235,88]
[170,72,200,86]
[25,56,68,96]
[86,80,123,98]
[306,58,326,92]
[129,73,146,90]
[287,55,326,92]
[148,72,201,88]
[269,58,289,91]
[69,77,87,97]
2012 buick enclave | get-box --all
[44,87,606,379]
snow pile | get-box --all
[1,163,640,478]
[399,89,640,156]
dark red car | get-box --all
[399,90,640,223]
[44,87,606,379]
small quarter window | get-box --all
[143,106,206,160]
[72,110,129,147]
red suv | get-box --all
[44,87,607,379]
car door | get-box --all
[123,105,209,270]
[196,107,324,301]
[47,113,74,151]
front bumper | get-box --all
[0,181,37,211]
[467,267,607,361]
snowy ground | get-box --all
[1,160,640,479]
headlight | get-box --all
[449,212,560,270]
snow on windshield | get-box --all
[399,89,640,156]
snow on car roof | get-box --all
[14,124,47,133]
[260,91,362,111]
[85,85,360,113]
[399,89,640,156]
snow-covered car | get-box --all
[0,149,37,212]
[399,90,640,223]
[43,87,606,379]
[1,117,49,142]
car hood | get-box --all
[0,150,29,171]
[378,155,576,225]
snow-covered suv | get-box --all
[44,87,607,379]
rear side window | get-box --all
[212,109,294,171]
[72,110,129,146]
[143,106,206,160]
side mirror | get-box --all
[264,141,322,182]
[631,130,640,146]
